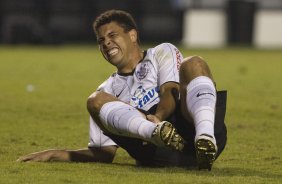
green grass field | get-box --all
[0,45,281,183]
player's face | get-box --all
[96,22,137,69]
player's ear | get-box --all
[129,29,137,43]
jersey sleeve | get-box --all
[88,117,117,148]
[154,43,183,86]
[96,75,114,94]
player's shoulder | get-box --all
[153,42,178,52]
[148,43,179,57]
[97,72,117,92]
[147,43,180,60]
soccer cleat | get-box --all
[195,134,218,171]
[152,121,185,152]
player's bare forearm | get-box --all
[17,146,117,163]
[69,146,117,163]
[154,82,179,121]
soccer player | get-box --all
[17,10,227,170]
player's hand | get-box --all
[17,149,57,162]
[146,114,161,124]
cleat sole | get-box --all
[195,138,217,171]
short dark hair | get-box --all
[93,9,138,37]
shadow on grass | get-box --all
[212,167,282,179]
[110,162,282,180]
[14,159,282,180]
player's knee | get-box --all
[179,55,214,83]
[180,56,210,77]
[87,91,107,114]
[181,55,206,70]
[87,91,118,114]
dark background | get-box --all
[0,0,281,45]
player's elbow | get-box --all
[89,146,117,163]
[100,146,117,163]
[101,153,115,163]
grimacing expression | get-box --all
[96,22,137,69]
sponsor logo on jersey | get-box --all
[130,86,159,109]
[135,63,149,80]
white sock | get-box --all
[186,76,216,139]
[99,101,157,142]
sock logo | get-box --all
[196,92,215,97]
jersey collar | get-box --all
[117,50,147,76]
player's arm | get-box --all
[148,82,179,122]
[147,43,182,123]
[17,146,117,163]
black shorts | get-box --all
[106,91,227,167]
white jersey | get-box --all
[88,43,183,148]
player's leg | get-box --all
[179,56,217,170]
[87,91,184,151]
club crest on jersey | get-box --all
[130,86,159,109]
[135,63,149,80]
